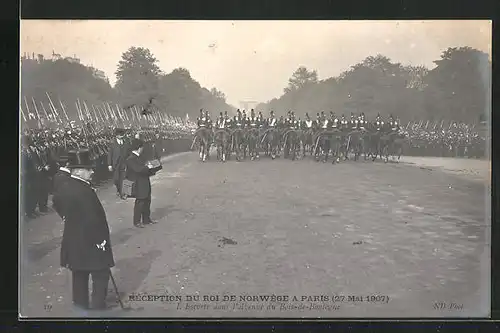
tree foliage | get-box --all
[21,46,235,122]
[259,47,490,123]
[21,56,118,122]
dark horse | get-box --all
[300,128,315,157]
[230,128,245,161]
[191,127,211,162]
[260,127,279,159]
[214,129,230,162]
[314,129,343,163]
[283,129,299,160]
[246,127,261,161]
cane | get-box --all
[109,269,126,310]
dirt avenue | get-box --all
[20,152,490,318]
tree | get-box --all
[284,66,318,94]
[210,87,226,102]
[423,46,490,122]
[115,47,162,111]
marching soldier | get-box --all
[303,113,314,130]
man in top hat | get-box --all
[52,155,72,219]
[125,139,161,228]
[107,128,130,199]
[53,149,115,311]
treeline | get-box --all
[256,46,491,124]
[20,46,235,124]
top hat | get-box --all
[67,149,96,169]
[114,128,126,136]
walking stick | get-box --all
[109,269,126,310]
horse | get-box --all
[283,129,299,160]
[245,127,261,161]
[345,130,363,161]
[191,127,211,162]
[260,127,279,159]
[300,128,315,157]
[230,128,245,161]
[313,129,342,163]
[214,129,231,162]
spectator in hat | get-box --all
[107,128,129,199]
[53,149,114,311]
[125,139,160,228]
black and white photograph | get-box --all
[19,20,491,318]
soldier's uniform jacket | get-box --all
[375,119,384,131]
[320,117,330,130]
[267,116,277,128]
[233,115,244,129]
[304,119,314,130]
[390,119,400,132]
[350,118,358,130]
[359,118,366,130]
[56,175,114,271]
[224,116,232,128]
[340,117,349,130]
[248,115,259,128]
[331,117,339,129]
[216,116,226,129]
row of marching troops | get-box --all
[194,108,486,163]
[20,122,194,219]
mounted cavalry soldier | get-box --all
[216,112,226,130]
[257,111,264,127]
[267,110,278,128]
[303,113,314,130]
[358,113,367,131]
[330,112,339,129]
[339,114,349,131]
[54,149,115,311]
[388,114,400,133]
[224,111,232,129]
[233,110,244,129]
[374,113,384,132]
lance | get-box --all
[31,97,43,128]
[20,105,27,122]
[92,104,103,125]
[39,101,50,123]
[129,106,136,124]
[440,119,444,129]
[115,104,126,127]
[424,120,429,129]
[75,101,89,143]
[83,101,94,123]
[46,92,63,124]
[55,99,70,124]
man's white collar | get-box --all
[70,174,91,186]
[132,151,140,156]
[60,167,70,173]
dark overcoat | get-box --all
[107,139,130,181]
[56,176,115,271]
[52,168,71,218]
[125,153,159,199]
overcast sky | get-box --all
[20,20,491,107]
